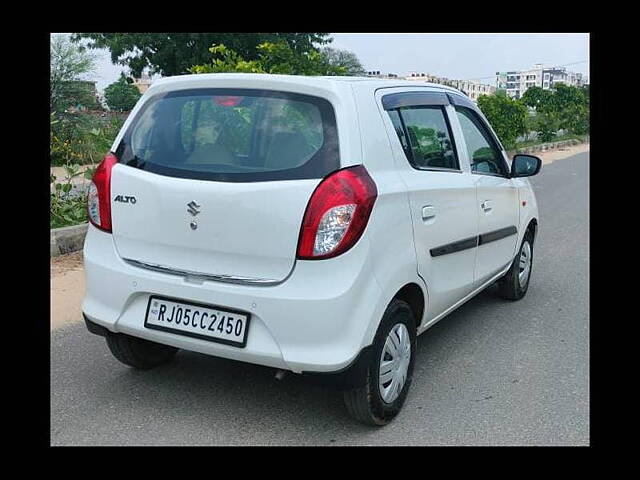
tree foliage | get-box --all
[320,47,366,75]
[530,112,561,142]
[477,93,528,149]
[520,84,589,136]
[520,86,555,114]
[71,33,332,77]
[553,84,590,135]
[50,34,98,113]
[104,74,141,112]
[189,42,347,76]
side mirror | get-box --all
[511,154,542,178]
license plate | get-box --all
[144,296,250,347]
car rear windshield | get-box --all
[115,88,340,182]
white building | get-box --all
[365,71,399,79]
[132,73,153,94]
[405,72,496,102]
[496,64,585,99]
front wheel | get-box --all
[498,230,534,300]
[342,299,416,426]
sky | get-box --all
[330,33,589,81]
[78,33,589,92]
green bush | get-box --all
[50,164,95,228]
[50,113,126,166]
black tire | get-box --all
[498,229,534,301]
[343,299,417,426]
[106,333,178,370]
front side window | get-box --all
[386,106,459,171]
[454,106,508,176]
[117,89,338,182]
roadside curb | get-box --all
[51,223,88,257]
[510,137,589,156]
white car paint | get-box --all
[83,74,539,374]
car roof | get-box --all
[150,73,466,97]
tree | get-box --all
[104,74,142,112]
[189,41,347,76]
[582,84,589,99]
[71,33,332,77]
[530,111,561,142]
[565,104,589,135]
[476,93,528,150]
[320,47,366,75]
[521,84,589,136]
[50,34,104,167]
[520,86,555,114]
[50,34,98,113]
[552,84,589,134]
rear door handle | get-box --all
[422,205,436,220]
[481,200,493,212]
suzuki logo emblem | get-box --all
[187,201,201,216]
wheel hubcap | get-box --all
[379,323,411,404]
[518,241,532,288]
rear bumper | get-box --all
[82,224,385,374]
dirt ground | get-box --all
[537,142,588,165]
[50,144,589,331]
[50,251,85,330]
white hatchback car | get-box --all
[83,74,541,425]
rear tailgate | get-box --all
[111,165,317,282]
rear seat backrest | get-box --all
[264,131,314,170]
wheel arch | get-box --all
[361,269,429,350]
[526,217,538,244]
[392,283,426,331]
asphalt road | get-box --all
[50,151,589,446]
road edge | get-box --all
[51,223,88,257]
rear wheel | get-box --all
[106,333,178,370]
[498,230,534,300]
[343,299,416,426]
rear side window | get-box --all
[386,106,459,171]
[116,89,339,182]
[387,110,410,158]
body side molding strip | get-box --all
[478,226,518,245]
[429,226,518,257]
[430,236,478,257]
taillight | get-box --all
[87,153,118,233]
[297,165,377,260]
